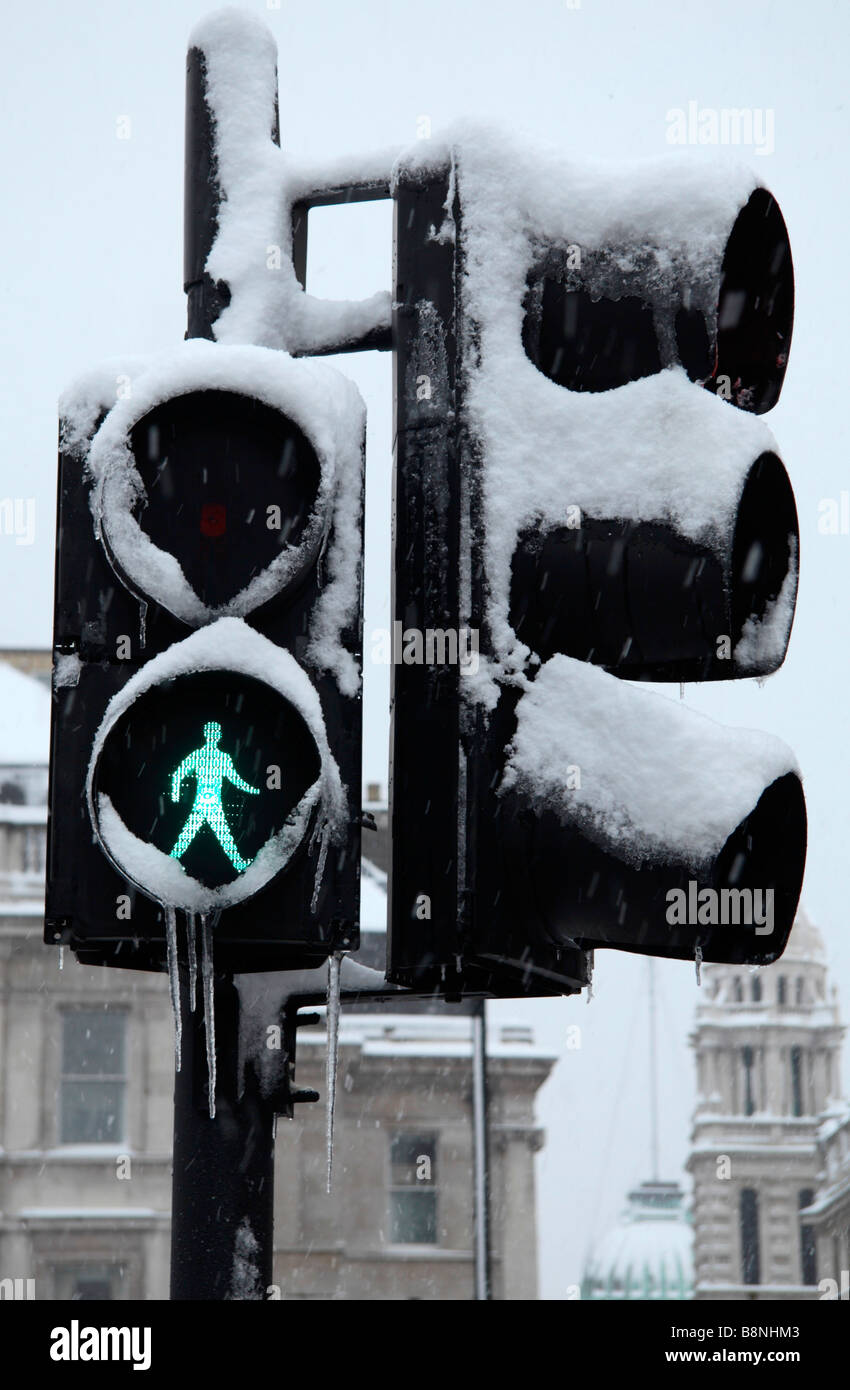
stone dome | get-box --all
[582,1181,693,1300]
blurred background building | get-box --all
[581,914,850,1301]
[688,911,849,1300]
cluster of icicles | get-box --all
[164,906,218,1115]
[163,906,344,1191]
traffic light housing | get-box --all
[47,341,364,973]
[388,138,806,998]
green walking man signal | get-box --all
[169,721,261,873]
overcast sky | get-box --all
[1,0,848,1297]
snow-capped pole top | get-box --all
[73,341,364,696]
[187,8,391,353]
[86,617,347,913]
[188,6,277,69]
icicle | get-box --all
[58,946,64,971]
[186,912,198,1012]
[310,819,331,913]
[694,942,703,986]
[200,912,216,1118]
[326,951,342,1194]
[165,904,182,1072]
[585,949,594,1002]
[138,599,147,650]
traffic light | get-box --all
[388,138,806,998]
[46,341,364,977]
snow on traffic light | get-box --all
[388,131,806,997]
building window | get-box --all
[799,1190,817,1286]
[389,1133,437,1244]
[795,976,804,1005]
[60,1010,127,1145]
[790,1046,804,1117]
[742,1046,756,1116]
[53,1263,124,1300]
[23,826,46,873]
[751,977,761,1003]
[777,976,786,1005]
[740,1189,760,1285]
[732,978,743,1003]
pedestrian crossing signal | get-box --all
[91,669,323,896]
[169,721,261,874]
[46,349,364,972]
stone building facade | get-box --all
[0,660,553,1300]
[803,1107,850,1298]
[687,911,848,1300]
[274,1009,551,1300]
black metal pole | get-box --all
[472,998,491,1300]
[170,970,275,1300]
[169,41,281,1302]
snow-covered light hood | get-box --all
[64,340,365,697]
[407,127,787,692]
[502,655,800,872]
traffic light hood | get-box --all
[427,131,798,690]
[78,340,364,696]
[499,655,806,963]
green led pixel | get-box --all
[169,721,261,872]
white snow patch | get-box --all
[734,537,798,673]
[503,655,799,871]
[360,858,388,934]
[0,805,47,824]
[189,10,391,353]
[18,1207,160,1219]
[59,356,152,459]
[0,662,51,764]
[229,1216,263,1300]
[53,653,82,689]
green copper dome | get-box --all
[582,1181,694,1300]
